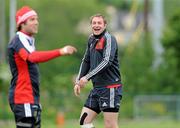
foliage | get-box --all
[160,8,180,93]
[164,0,180,19]
[162,8,180,68]
[121,33,155,95]
[118,33,157,118]
[0,63,11,93]
[0,63,12,119]
[97,0,131,10]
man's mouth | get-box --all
[93,28,101,32]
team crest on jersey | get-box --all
[95,37,105,50]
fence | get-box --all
[133,95,180,120]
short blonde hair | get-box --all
[90,13,107,24]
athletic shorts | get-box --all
[10,103,41,128]
[84,85,122,114]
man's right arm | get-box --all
[17,45,77,63]
[76,43,90,84]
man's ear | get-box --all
[104,23,107,28]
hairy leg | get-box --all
[103,112,119,128]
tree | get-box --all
[121,33,155,95]
[160,9,180,93]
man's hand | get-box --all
[60,45,77,55]
[79,76,88,87]
[74,84,81,96]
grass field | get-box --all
[0,119,179,128]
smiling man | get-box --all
[74,14,123,128]
[8,6,77,128]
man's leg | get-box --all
[16,117,35,128]
[99,86,122,128]
[15,110,41,128]
[11,104,41,128]
[79,107,97,128]
[103,112,119,128]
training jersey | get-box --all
[76,31,122,88]
[8,31,61,104]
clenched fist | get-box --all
[60,45,77,55]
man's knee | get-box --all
[16,117,40,128]
[15,117,32,128]
[16,121,33,128]
[80,112,88,125]
[104,120,118,128]
[80,112,95,128]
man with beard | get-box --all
[8,6,77,128]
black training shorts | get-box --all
[84,86,122,113]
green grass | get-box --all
[0,119,179,128]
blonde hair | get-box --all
[90,13,107,24]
